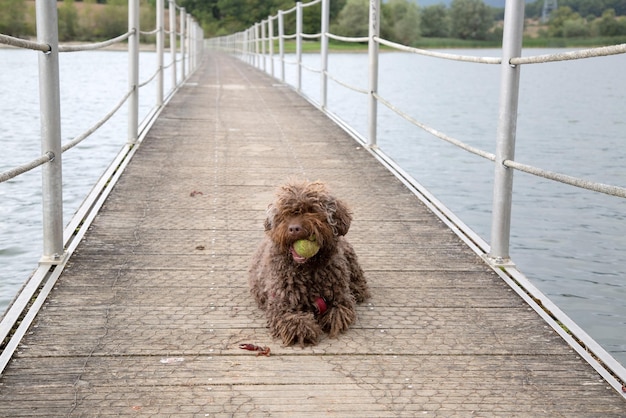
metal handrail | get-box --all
[58,31,133,52]
[61,90,134,153]
[0,33,50,52]
[208,0,626,395]
[511,43,626,64]
[0,1,203,185]
[375,36,502,64]
[216,1,626,201]
[0,0,204,374]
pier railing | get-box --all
[0,0,203,371]
[208,0,626,392]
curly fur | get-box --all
[248,180,370,346]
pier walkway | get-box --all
[0,51,624,416]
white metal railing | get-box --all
[209,0,626,258]
[208,0,626,396]
[0,0,203,372]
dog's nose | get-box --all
[288,224,303,235]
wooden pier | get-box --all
[0,51,624,416]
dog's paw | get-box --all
[320,304,357,338]
[351,284,371,303]
[270,312,323,347]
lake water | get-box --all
[0,48,165,307]
[281,49,626,366]
[1,48,625,367]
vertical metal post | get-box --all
[193,21,199,71]
[169,0,177,87]
[268,16,275,77]
[36,0,64,264]
[128,0,139,144]
[243,30,249,64]
[189,20,194,72]
[188,19,193,73]
[261,20,267,73]
[251,26,255,66]
[180,8,186,79]
[187,14,192,74]
[278,10,285,82]
[320,0,329,109]
[367,0,380,148]
[246,28,250,63]
[296,2,303,92]
[488,0,525,265]
[156,0,164,106]
[254,23,260,69]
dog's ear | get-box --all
[264,204,275,231]
[328,197,352,236]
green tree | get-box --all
[525,0,544,19]
[79,0,99,40]
[0,0,28,37]
[449,0,494,40]
[188,0,299,35]
[382,0,420,45]
[529,0,626,19]
[92,0,128,39]
[140,0,157,43]
[593,8,626,35]
[330,0,369,38]
[299,0,346,36]
[420,4,450,38]
[58,0,79,41]
[548,6,582,36]
[562,16,591,36]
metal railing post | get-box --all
[156,0,164,106]
[242,30,246,61]
[296,2,303,92]
[367,0,380,148]
[180,8,186,79]
[187,18,193,72]
[169,0,177,87]
[278,10,285,82]
[188,19,194,72]
[36,0,65,264]
[268,16,275,77]
[251,24,256,67]
[254,23,260,69]
[192,20,199,72]
[261,20,267,73]
[488,0,526,265]
[186,14,192,74]
[128,0,139,144]
[320,0,329,109]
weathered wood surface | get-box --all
[0,52,624,416]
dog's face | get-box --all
[264,180,352,263]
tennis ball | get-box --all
[293,238,320,258]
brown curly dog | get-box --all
[248,180,371,346]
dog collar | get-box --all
[315,297,328,315]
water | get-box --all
[1,48,625,367]
[282,50,626,366]
[0,48,168,310]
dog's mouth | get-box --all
[290,246,309,264]
[289,235,320,264]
